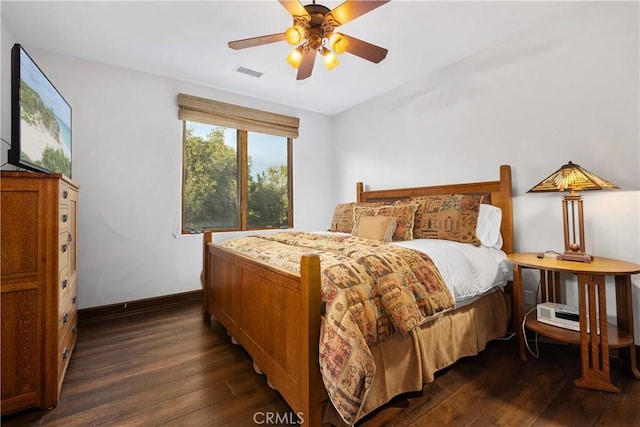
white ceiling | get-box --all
[2,1,585,116]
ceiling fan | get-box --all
[228,0,390,80]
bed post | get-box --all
[356,182,364,202]
[498,165,514,254]
[202,231,212,325]
[300,254,322,426]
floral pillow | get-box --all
[353,203,419,241]
[410,194,484,245]
[330,202,356,233]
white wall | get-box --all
[1,22,335,309]
[332,2,640,342]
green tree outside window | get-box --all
[182,121,292,233]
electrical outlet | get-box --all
[524,290,535,306]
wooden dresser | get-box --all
[1,171,79,415]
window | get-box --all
[179,94,298,233]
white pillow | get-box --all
[476,204,503,249]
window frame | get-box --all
[180,121,294,234]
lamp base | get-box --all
[560,252,593,262]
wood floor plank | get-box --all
[597,367,640,426]
[2,301,639,427]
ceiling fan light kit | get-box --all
[321,47,339,70]
[286,45,305,68]
[228,0,390,80]
[285,25,306,45]
[329,32,348,54]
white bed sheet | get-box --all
[392,239,512,305]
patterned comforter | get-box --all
[220,232,454,424]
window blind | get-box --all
[178,93,299,138]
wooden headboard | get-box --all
[356,164,514,254]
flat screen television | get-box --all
[9,43,72,177]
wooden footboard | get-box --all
[202,236,324,426]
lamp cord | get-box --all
[522,306,541,358]
[522,279,543,358]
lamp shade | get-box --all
[527,161,619,193]
[286,45,305,69]
[321,47,339,70]
[285,26,305,45]
[329,32,348,54]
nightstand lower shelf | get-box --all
[525,311,634,348]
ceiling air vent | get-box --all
[234,65,263,78]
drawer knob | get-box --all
[62,348,69,359]
[62,214,68,222]
[72,325,78,334]
[61,244,68,253]
[63,313,69,323]
[62,279,68,289]
[68,233,72,243]
[62,190,69,199]
[73,296,77,305]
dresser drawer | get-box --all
[58,304,76,340]
[58,231,71,271]
[58,265,70,304]
[59,184,72,205]
[58,282,77,321]
[59,206,70,232]
[57,312,78,382]
[58,278,77,331]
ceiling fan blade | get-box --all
[327,0,390,26]
[228,33,286,50]
[296,48,316,80]
[278,0,310,19]
[341,34,388,63]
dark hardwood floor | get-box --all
[2,300,639,426]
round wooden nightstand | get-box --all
[508,252,640,393]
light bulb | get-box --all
[321,47,339,71]
[285,26,305,45]
[329,32,348,54]
[286,46,304,68]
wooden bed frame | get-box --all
[202,165,514,426]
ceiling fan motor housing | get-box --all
[294,3,336,50]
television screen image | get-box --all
[10,44,72,177]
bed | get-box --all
[201,164,514,426]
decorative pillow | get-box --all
[353,203,419,241]
[330,201,390,233]
[330,202,356,233]
[411,194,483,245]
[351,215,397,242]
